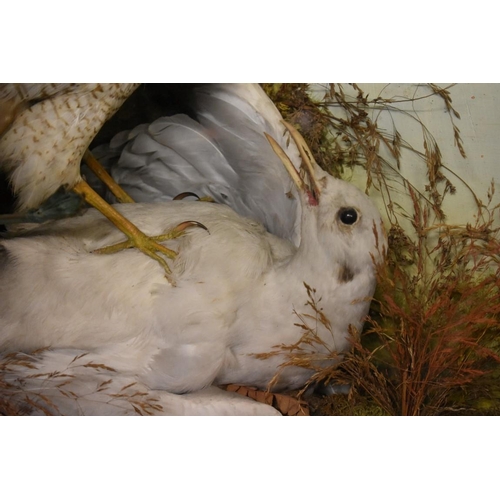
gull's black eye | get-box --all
[339,207,358,225]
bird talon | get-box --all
[173,192,200,201]
[151,220,210,242]
[93,236,177,259]
[93,220,208,283]
[174,220,210,234]
[173,192,215,203]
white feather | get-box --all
[2,349,280,416]
[0,174,386,414]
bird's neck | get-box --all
[286,209,337,280]
[283,209,369,298]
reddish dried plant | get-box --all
[261,84,500,415]
[341,184,500,415]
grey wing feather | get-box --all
[97,84,302,243]
[191,84,302,242]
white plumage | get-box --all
[0,84,386,415]
[2,350,280,416]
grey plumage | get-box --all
[98,84,302,243]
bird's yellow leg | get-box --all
[82,150,135,204]
[73,179,186,282]
[97,221,208,253]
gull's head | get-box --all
[266,122,387,279]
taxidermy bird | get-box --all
[94,84,303,243]
[0,129,386,415]
[0,84,184,279]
